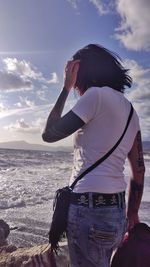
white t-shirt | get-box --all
[70,87,140,193]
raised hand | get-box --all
[64,59,80,92]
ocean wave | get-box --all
[144,154,150,161]
[0,198,26,209]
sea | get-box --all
[0,148,150,248]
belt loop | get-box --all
[117,193,121,209]
[118,192,125,209]
[121,192,125,208]
[89,192,93,208]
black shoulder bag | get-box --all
[49,104,134,252]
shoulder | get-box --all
[80,87,102,104]
[71,87,101,123]
[83,87,101,97]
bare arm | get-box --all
[127,131,145,229]
[42,60,85,142]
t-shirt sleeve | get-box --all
[71,88,100,123]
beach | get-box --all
[0,148,150,248]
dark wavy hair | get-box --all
[73,44,132,94]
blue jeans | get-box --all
[67,203,126,267]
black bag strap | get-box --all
[70,103,134,190]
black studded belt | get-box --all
[70,191,125,208]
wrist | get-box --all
[127,210,139,217]
[63,86,70,94]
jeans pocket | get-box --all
[87,224,117,265]
[88,224,117,247]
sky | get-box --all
[0,0,150,147]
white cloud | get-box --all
[124,59,150,140]
[67,0,78,9]
[4,117,44,134]
[124,59,150,101]
[24,99,35,108]
[3,58,44,80]
[89,0,113,15]
[67,0,150,51]
[115,0,150,51]
[19,96,35,108]
[37,87,48,101]
[47,72,59,84]
[14,102,22,108]
[17,118,30,129]
[0,58,59,91]
[5,118,30,131]
[0,70,32,91]
[3,58,59,84]
[0,102,6,112]
[68,0,113,14]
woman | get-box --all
[42,44,145,267]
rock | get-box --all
[0,243,70,267]
[0,221,70,266]
[0,220,10,246]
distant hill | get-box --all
[0,140,73,152]
[0,140,149,153]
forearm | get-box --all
[42,59,80,143]
[127,130,145,218]
[43,87,69,130]
[127,177,144,217]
